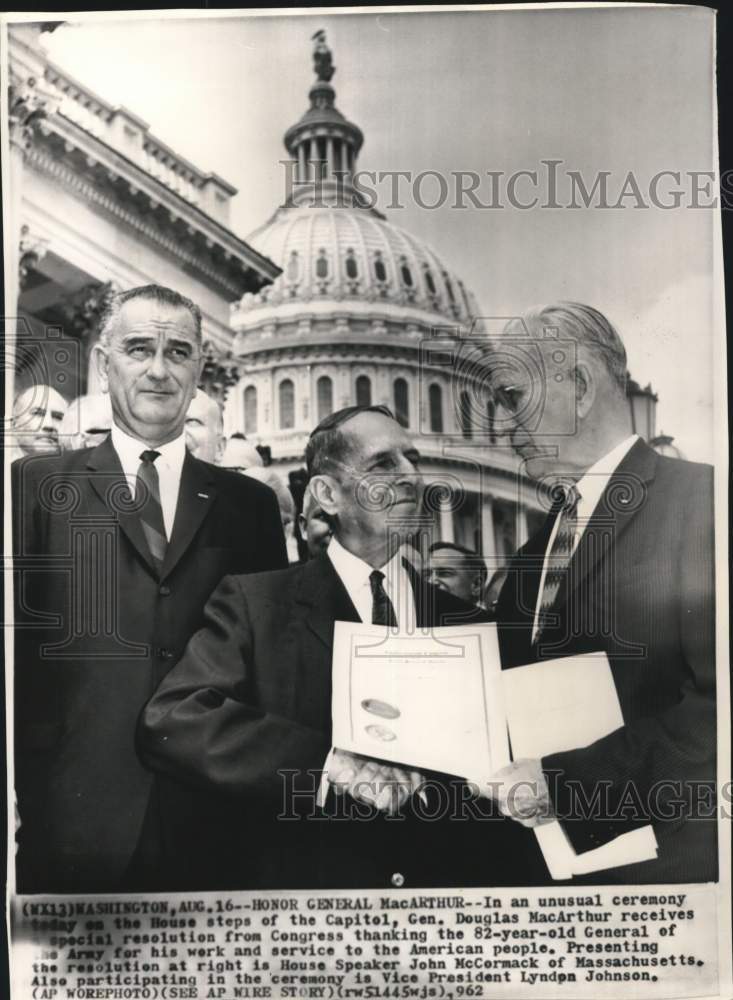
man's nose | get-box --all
[147,345,170,380]
[397,456,422,484]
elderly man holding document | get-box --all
[487,302,716,884]
[139,404,519,889]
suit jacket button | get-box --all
[391,872,405,887]
[159,585,171,596]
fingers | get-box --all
[328,752,420,814]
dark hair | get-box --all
[305,404,395,477]
[99,284,202,344]
[428,542,487,579]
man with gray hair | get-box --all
[12,283,287,893]
[485,301,715,884]
[185,389,225,464]
[59,393,113,451]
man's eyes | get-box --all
[125,344,193,362]
[126,344,152,360]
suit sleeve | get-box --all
[543,467,716,852]
[137,574,328,800]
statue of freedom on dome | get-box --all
[312,30,335,82]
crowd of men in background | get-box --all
[10,376,503,607]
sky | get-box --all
[38,6,721,461]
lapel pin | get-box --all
[197,492,210,500]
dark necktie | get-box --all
[135,449,167,570]
[534,483,580,643]
[369,569,398,627]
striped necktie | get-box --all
[370,569,398,627]
[135,449,167,570]
[533,483,580,644]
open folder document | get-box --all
[331,622,511,782]
[502,653,658,879]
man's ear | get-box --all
[573,362,596,418]
[310,474,339,517]
[93,342,110,393]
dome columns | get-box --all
[289,123,361,191]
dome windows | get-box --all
[399,256,416,303]
[279,379,295,429]
[315,249,329,280]
[459,390,473,439]
[356,374,372,406]
[373,252,388,284]
[345,249,359,280]
[394,378,409,428]
[423,266,437,296]
[314,248,331,295]
[429,383,444,433]
[317,375,333,422]
[444,272,462,318]
[244,385,258,434]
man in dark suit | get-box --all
[487,302,716,884]
[12,283,287,893]
[139,405,513,890]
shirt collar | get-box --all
[575,434,639,513]
[110,421,186,475]
[327,536,406,590]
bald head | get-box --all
[12,385,68,456]
[59,394,113,451]
[221,435,263,473]
[185,390,224,464]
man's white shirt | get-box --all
[110,422,186,539]
[532,434,639,642]
[327,536,417,629]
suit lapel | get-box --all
[86,437,157,575]
[160,452,218,581]
[557,438,658,611]
[298,555,360,650]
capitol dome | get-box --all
[227,32,541,563]
[239,202,480,328]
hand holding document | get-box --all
[330,625,658,880]
[500,652,658,879]
[327,748,425,815]
[487,757,556,828]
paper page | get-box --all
[503,653,658,877]
[331,622,509,780]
